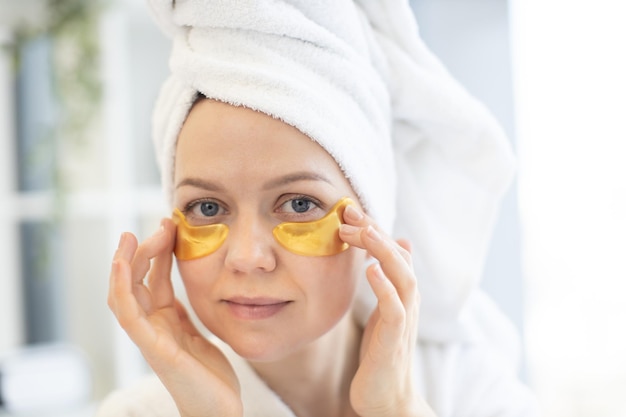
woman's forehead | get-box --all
[174,99,351,190]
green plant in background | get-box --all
[11,0,106,208]
[15,0,104,151]
[44,0,104,151]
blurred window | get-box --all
[511,1,626,416]
[1,0,171,400]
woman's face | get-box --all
[173,99,366,362]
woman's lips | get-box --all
[223,297,291,320]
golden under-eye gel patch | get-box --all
[172,197,354,260]
[172,209,229,260]
[273,197,354,256]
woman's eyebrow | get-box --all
[262,172,332,190]
[175,177,224,191]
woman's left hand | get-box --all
[339,205,436,417]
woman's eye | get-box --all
[291,198,312,213]
[185,200,224,219]
[278,197,322,218]
[199,201,220,217]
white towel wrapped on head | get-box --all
[148,0,516,343]
[150,0,395,231]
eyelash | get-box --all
[180,194,326,222]
[276,194,324,219]
[183,198,227,220]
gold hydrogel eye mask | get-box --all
[272,197,354,256]
[172,209,229,260]
[172,197,354,260]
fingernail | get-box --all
[344,205,363,221]
[366,225,381,242]
[372,263,385,280]
[152,223,165,237]
[117,233,126,248]
[340,224,360,235]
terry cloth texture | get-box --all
[147,0,517,342]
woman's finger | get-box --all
[108,239,158,348]
[342,221,416,306]
[365,229,415,297]
[341,205,412,264]
[340,205,416,303]
[146,218,177,310]
[108,232,138,311]
[128,223,175,312]
[113,232,138,264]
[365,263,405,347]
[129,224,170,286]
[339,205,381,250]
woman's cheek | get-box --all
[177,259,218,310]
[177,260,205,291]
[314,250,364,308]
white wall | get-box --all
[511,1,626,416]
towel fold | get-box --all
[150,0,395,230]
[147,0,516,343]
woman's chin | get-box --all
[227,339,294,363]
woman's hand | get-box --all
[339,206,436,417]
[108,219,242,417]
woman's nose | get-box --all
[223,216,277,274]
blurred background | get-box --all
[0,0,624,416]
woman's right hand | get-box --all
[108,219,242,417]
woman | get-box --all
[99,1,539,416]
[109,97,426,417]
